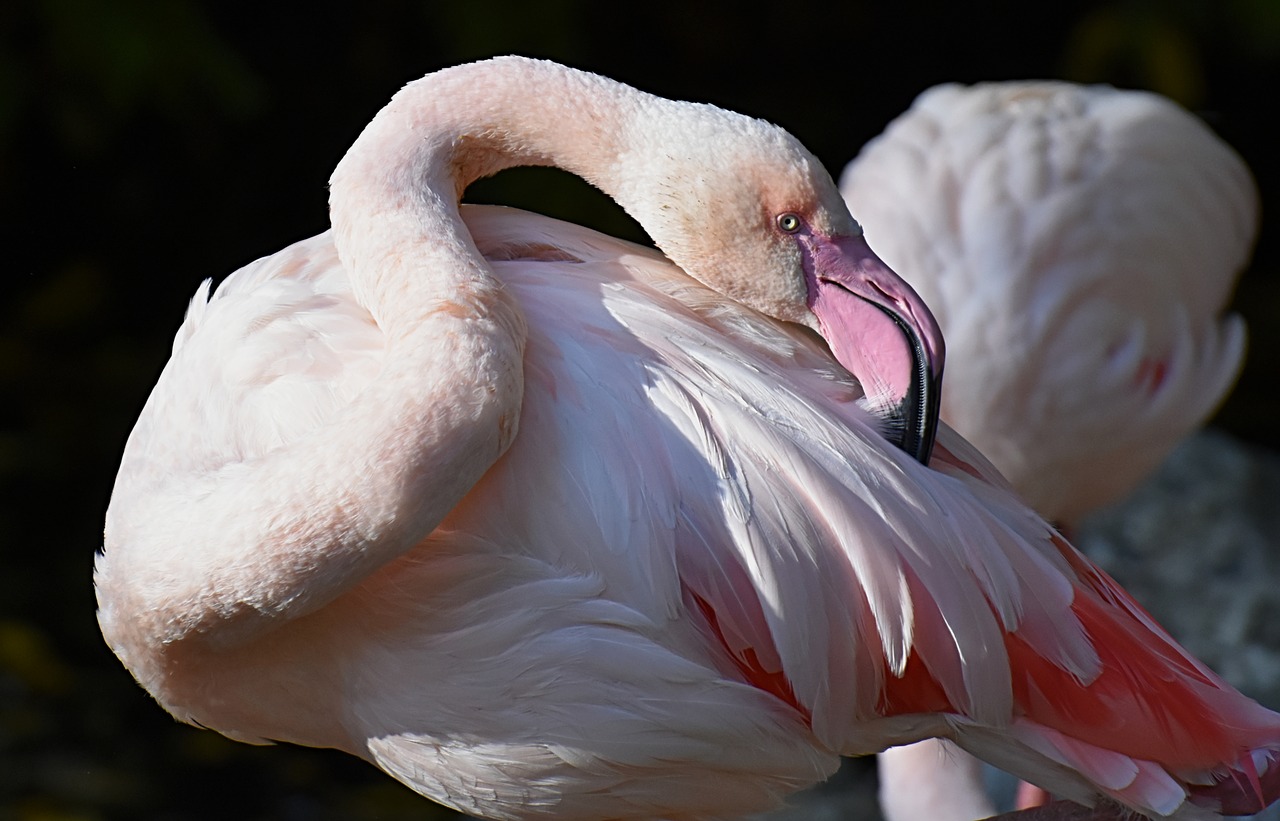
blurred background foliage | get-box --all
[2,0,1278,818]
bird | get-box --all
[839,82,1258,820]
[95,57,1279,821]
[841,80,1254,526]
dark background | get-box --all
[3,1,1278,818]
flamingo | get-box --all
[839,82,1257,820]
[95,58,1279,820]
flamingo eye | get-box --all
[776,213,801,233]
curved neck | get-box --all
[328,57,640,328]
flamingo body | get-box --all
[841,81,1254,523]
[97,60,1277,820]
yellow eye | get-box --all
[777,213,801,233]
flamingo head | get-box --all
[617,105,946,463]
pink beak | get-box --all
[799,231,945,463]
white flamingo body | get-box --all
[841,83,1258,820]
[97,60,1278,820]
[841,81,1253,522]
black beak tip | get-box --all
[870,300,944,467]
[899,367,942,466]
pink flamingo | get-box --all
[97,58,1275,820]
[841,82,1257,820]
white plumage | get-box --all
[841,81,1254,522]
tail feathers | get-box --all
[958,718,1280,819]
[1187,749,1280,816]
[976,544,1280,817]
[955,719,1209,819]
[1027,542,1280,768]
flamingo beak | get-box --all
[799,232,945,464]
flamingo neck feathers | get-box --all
[329,56,639,328]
